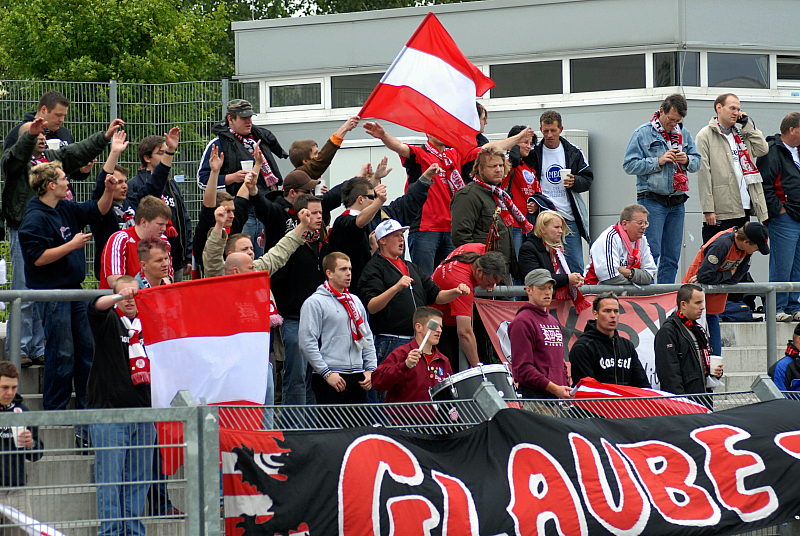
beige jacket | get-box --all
[696,117,769,222]
[202,226,304,277]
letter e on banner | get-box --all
[569,434,649,535]
[431,470,479,536]
[775,430,800,459]
[339,435,427,536]
[386,496,440,536]
[691,425,777,522]
[507,444,587,536]
[618,440,721,526]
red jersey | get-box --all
[99,227,172,289]
[502,162,541,228]
[403,145,464,232]
[431,243,485,326]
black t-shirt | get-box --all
[87,299,151,408]
[328,213,371,292]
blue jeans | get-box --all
[564,220,585,274]
[768,212,800,314]
[639,197,685,284]
[511,227,525,259]
[368,334,413,403]
[280,320,314,405]
[5,229,45,359]
[91,422,156,536]
[408,231,454,277]
[706,314,722,357]
[242,212,265,258]
[37,300,94,410]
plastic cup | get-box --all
[710,355,723,373]
[10,426,25,448]
[46,139,61,151]
[559,168,571,182]
[240,160,254,172]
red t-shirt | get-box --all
[100,227,172,289]
[431,243,485,326]
[383,255,409,277]
[403,145,464,232]
[501,162,541,228]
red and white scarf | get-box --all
[229,128,279,188]
[424,142,465,195]
[550,247,590,312]
[474,177,534,234]
[114,307,150,386]
[613,222,642,269]
[31,152,48,167]
[715,117,763,185]
[324,281,367,348]
[651,112,689,192]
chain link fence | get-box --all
[0,78,259,290]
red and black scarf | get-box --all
[424,142,465,195]
[474,177,534,234]
[715,117,763,185]
[676,311,710,374]
[114,307,150,386]
[651,112,689,192]
[229,128,279,188]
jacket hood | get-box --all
[766,134,785,148]
[517,302,551,318]
[0,393,24,411]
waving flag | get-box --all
[571,377,711,418]
[359,12,494,153]
[137,272,271,408]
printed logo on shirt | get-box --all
[522,169,536,185]
[544,164,564,185]
[720,259,745,271]
[161,195,176,208]
[600,357,632,370]
[60,226,72,241]
[540,324,563,347]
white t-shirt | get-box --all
[725,132,750,210]
[540,144,574,220]
[784,142,800,168]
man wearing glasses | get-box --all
[584,204,657,285]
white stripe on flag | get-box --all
[224,494,274,518]
[148,331,269,407]
[381,46,479,130]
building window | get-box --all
[269,83,321,107]
[778,55,800,83]
[570,55,645,93]
[707,53,769,89]
[489,61,562,97]
[231,82,261,110]
[654,52,700,87]
[331,73,383,108]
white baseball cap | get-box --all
[375,219,410,241]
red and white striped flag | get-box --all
[572,377,711,418]
[137,272,271,408]
[0,505,65,536]
[359,12,494,154]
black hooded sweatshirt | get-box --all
[569,320,651,388]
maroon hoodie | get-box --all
[508,302,567,397]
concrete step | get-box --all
[19,393,77,412]
[27,455,93,486]
[45,518,187,536]
[39,425,78,451]
[721,321,794,348]
[717,346,779,374]
[18,364,44,394]
[722,372,760,393]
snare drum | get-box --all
[429,363,518,401]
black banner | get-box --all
[221,400,800,535]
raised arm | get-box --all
[203,145,224,208]
[363,121,411,159]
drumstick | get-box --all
[414,319,440,367]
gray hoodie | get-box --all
[299,284,377,377]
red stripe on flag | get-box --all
[405,13,494,96]
[223,472,261,496]
[137,272,270,344]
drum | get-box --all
[429,363,518,401]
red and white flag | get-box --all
[359,12,494,154]
[0,504,65,536]
[137,272,271,408]
[572,377,711,418]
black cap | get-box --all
[743,221,769,255]
[526,192,556,213]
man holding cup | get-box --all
[0,360,43,521]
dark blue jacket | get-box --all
[1,394,43,487]
[19,197,103,289]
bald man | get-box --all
[224,252,254,274]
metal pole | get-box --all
[109,79,118,120]
[7,298,22,370]
[199,405,221,536]
[221,78,230,109]
[766,289,778,369]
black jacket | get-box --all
[358,253,441,336]
[261,184,343,250]
[654,313,709,395]
[271,239,331,320]
[758,134,800,221]
[1,394,43,487]
[197,122,287,196]
[517,234,570,289]
[191,199,249,275]
[569,320,650,387]
[529,137,593,240]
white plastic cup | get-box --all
[240,160,254,172]
[46,139,61,151]
[559,168,572,182]
[710,355,723,373]
[10,426,25,448]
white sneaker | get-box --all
[777,312,793,322]
[793,312,800,322]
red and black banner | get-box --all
[221,400,800,536]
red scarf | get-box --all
[424,142,465,195]
[550,247,590,312]
[676,311,710,374]
[31,153,48,167]
[229,128,279,188]
[613,222,642,269]
[651,112,689,192]
[715,117,763,185]
[324,281,367,345]
[114,306,150,386]
[474,177,534,234]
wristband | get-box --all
[165,150,176,155]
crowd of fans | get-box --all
[2,88,800,531]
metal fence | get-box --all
[0,78,259,288]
